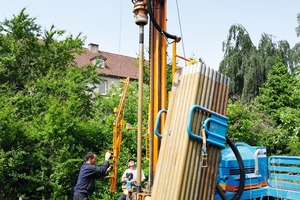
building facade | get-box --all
[74,43,139,94]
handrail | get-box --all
[186,105,229,148]
[154,109,168,139]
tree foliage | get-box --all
[227,59,300,155]
[222,13,300,155]
[219,24,257,100]
[0,9,106,199]
[0,9,150,199]
[255,59,295,122]
[296,13,300,37]
[220,23,300,101]
[2,7,300,200]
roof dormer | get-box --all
[91,55,107,68]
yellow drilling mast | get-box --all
[109,77,130,194]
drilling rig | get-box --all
[130,0,231,199]
[121,1,300,200]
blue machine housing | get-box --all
[218,142,268,192]
[215,144,300,200]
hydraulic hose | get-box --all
[216,184,227,200]
[216,136,245,200]
[227,136,245,200]
[147,0,180,42]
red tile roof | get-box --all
[74,48,139,80]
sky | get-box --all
[0,0,299,70]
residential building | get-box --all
[74,43,139,95]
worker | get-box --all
[73,151,113,200]
[118,158,146,200]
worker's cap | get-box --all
[127,158,135,164]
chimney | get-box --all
[88,43,99,53]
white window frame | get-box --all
[99,80,107,95]
[98,58,105,68]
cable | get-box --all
[147,0,180,42]
[215,136,245,200]
[216,184,227,200]
[226,136,245,200]
[175,0,185,58]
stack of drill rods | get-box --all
[196,73,230,200]
[163,67,199,199]
[196,72,219,200]
[151,65,199,199]
[182,67,216,200]
[151,67,183,197]
[151,63,230,199]
[184,67,219,200]
[180,65,208,199]
[168,64,203,200]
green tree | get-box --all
[255,58,295,122]
[282,68,300,155]
[226,58,300,155]
[220,24,256,100]
[254,58,300,154]
[257,33,278,82]
[291,43,300,71]
[220,23,300,102]
[226,100,278,152]
[292,13,300,73]
[277,40,294,73]
[296,13,300,37]
[0,9,112,199]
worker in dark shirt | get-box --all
[73,151,113,200]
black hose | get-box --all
[226,136,245,200]
[147,0,180,41]
[215,136,245,200]
[216,184,227,200]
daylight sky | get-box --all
[0,0,299,70]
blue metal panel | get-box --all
[269,166,300,173]
[215,186,300,200]
[214,187,268,200]
[268,187,300,200]
[186,105,228,148]
[269,173,300,182]
[215,141,300,200]
[269,156,300,165]
[267,156,300,199]
[268,180,300,191]
[218,143,268,193]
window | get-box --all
[98,58,105,68]
[99,80,107,95]
[91,56,107,68]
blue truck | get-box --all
[215,142,300,200]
